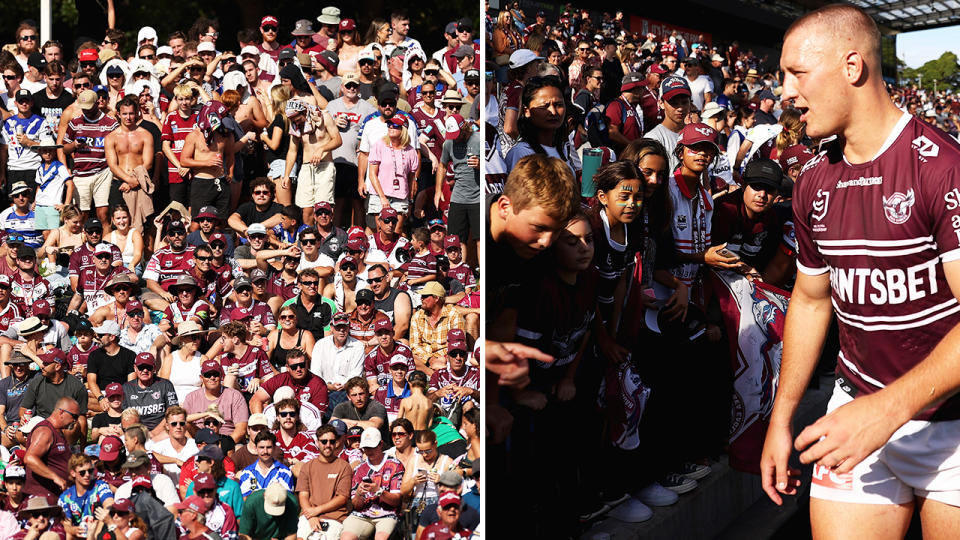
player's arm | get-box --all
[760,270,832,505]
[794,260,960,474]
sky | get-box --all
[896,25,960,68]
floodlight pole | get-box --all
[41,0,51,43]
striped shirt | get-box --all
[160,112,198,184]
[63,113,118,177]
[1,114,50,171]
[238,460,293,498]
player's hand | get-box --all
[760,421,801,505]
[794,391,902,475]
[434,191,444,210]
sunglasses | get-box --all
[2,75,17,80]
[210,243,225,249]
[127,311,143,318]
[140,54,155,60]
[136,364,153,371]
[318,438,337,445]
[358,60,376,66]
[168,421,186,426]
[59,408,81,420]
[379,100,396,108]
[198,489,216,497]
[279,314,296,321]
[449,350,467,359]
[112,284,133,292]
[300,238,317,245]
[278,411,298,418]
[367,275,385,283]
[80,61,97,68]
[288,362,307,371]
[253,190,271,195]
[237,287,252,294]
[74,82,92,89]
[344,83,359,89]
[168,230,186,237]
[195,256,213,261]
[262,26,278,32]
[391,431,409,437]
[425,70,439,76]
[95,254,112,260]
[444,104,460,110]
[204,419,221,425]
[421,90,436,96]
[300,280,318,287]
[249,234,266,240]
[20,35,37,41]
[107,73,124,79]
[202,371,221,378]
[340,265,357,272]
[17,256,35,262]
[76,468,95,476]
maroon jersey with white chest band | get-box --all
[794,114,960,420]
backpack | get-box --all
[583,97,629,148]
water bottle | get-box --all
[581,148,604,197]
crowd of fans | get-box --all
[0,6,480,540]
[485,3,820,537]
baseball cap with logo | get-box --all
[379,207,398,220]
[660,75,691,101]
[621,72,645,92]
[121,450,151,469]
[677,122,720,153]
[444,114,466,140]
[261,15,279,28]
[79,49,98,62]
[375,318,394,333]
[332,312,350,327]
[33,299,52,316]
[130,475,153,491]
[135,352,157,369]
[359,427,381,448]
[175,495,209,514]
[779,144,815,170]
[314,201,333,214]
[444,235,461,250]
[247,223,267,236]
[201,359,224,378]
[193,472,216,491]
[100,435,123,461]
[76,89,98,109]
[126,298,143,314]
[196,206,218,220]
[105,382,124,399]
[195,428,219,444]
[339,19,356,31]
[439,491,462,508]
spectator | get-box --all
[409,281,465,375]
[310,312,365,409]
[120,352,178,439]
[238,481,299,540]
[364,318,414,394]
[23,397,81,497]
[340,428,404,540]
[331,377,388,443]
[237,431,294,498]
[250,346,329,416]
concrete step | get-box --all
[580,374,834,540]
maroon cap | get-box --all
[100,435,123,461]
[314,201,333,214]
[389,353,409,367]
[448,339,468,353]
[33,299,52,317]
[339,19,356,31]
[647,63,668,75]
[347,226,365,239]
[125,298,143,314]
[346,237,366,251]
[374,318,394,332]
[386,117,405,130]
[447,328,466,343]
[340,255,358,269]
[778,144,814,170]
[193,472,216,491]
[135,352,157,369]
[439,491,461,508]
[176,495,209,514]
[443,235,461,250]
[677,123,719,151]
[208,232,227,245]
[130,475,153,491]
[379,207,398,220]
[201,359,224,377]
[111,498,134,513]
[78,49,98,62]
[332,312,350,327]
[105,382,123,398]
[40,349,69,371]
[196,206,218,220]
[261,15,278,28]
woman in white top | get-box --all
[108,204,144,275]
[400,430,455,508]
[41,205,84,265]
[160,321,207,403]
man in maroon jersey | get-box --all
[367,208,410,269]
[142,220,195,310]
[249,347,328,416]
[762,5,960,536]
[428,330,478,412]
[67,219,122,292]
[0,275,23,334]
[160,84,199,206]
[62,90,118,223]
[364,318,414,393]
[23,396,80,496]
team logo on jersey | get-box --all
[911,136,939,160]
[152,391,161,400]
[811,189,829,221]
[882,189,915,225]
[676,214,688,231]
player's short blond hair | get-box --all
[785,4,881,70]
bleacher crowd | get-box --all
[0,6,480,540]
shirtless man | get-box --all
[398,370,431,432]
[105,96,154,208]
[761,5,960,539]
[322,255,360,313]
[282,100,342,226]
[179,101,234,220]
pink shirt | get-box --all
[368,139,419,199]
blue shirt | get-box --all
[58,480,114,525]
[188,476,245,519]
[0,206,42,248]
[1,114,50,170]
[238,460,294,498]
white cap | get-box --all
[197,42,216,53]
[241,46,261,57]
[247,223,268,235]
[701,101,725,120]
[93,320,121,336]
[925,109,937,118]
[264,482,287,516]
[359,427,381,448]
[508,49,543,69]
[137,26,158,44]
[156,45,173,57]
[272,386,296,402]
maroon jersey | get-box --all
[63,112,118,177]
[446,263,476,289]
[265,269,300,301]
[161,112,198,184]
[274,430,320,463]
[429,365,480,395]
[410,103,446,161]
[711,192,787,272]
[68,242,123,278]
[192,267,232,307]
[793,115,960,420]
[24,419,71,497]
[421,523,474,540]
[68,342,99,373]
[76,266,130,310]
[219,345,273,393]
[605,96,644,141]
[0,301,23,333]
[351,456,405,518]
[503,80,523,112]
[363,343,415,388]
[11,273,53,315]
[401,252,436,281]
[220,299,275,327]
[143,246,196,291]
[259,372,329,414]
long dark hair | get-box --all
[517,76,568,161]
[621,138,671,237]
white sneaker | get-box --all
[607,497,653,523]
[634,482,679,506]
[679,462,711,481]
[661,473,698,494]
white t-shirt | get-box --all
[645,123,681,172]
[34,161,71,206]
[115,472,180,505]
[146,437,199,485]
[687,75,714,112]
[297,251,335,273]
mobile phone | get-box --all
[717,248,740,260]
